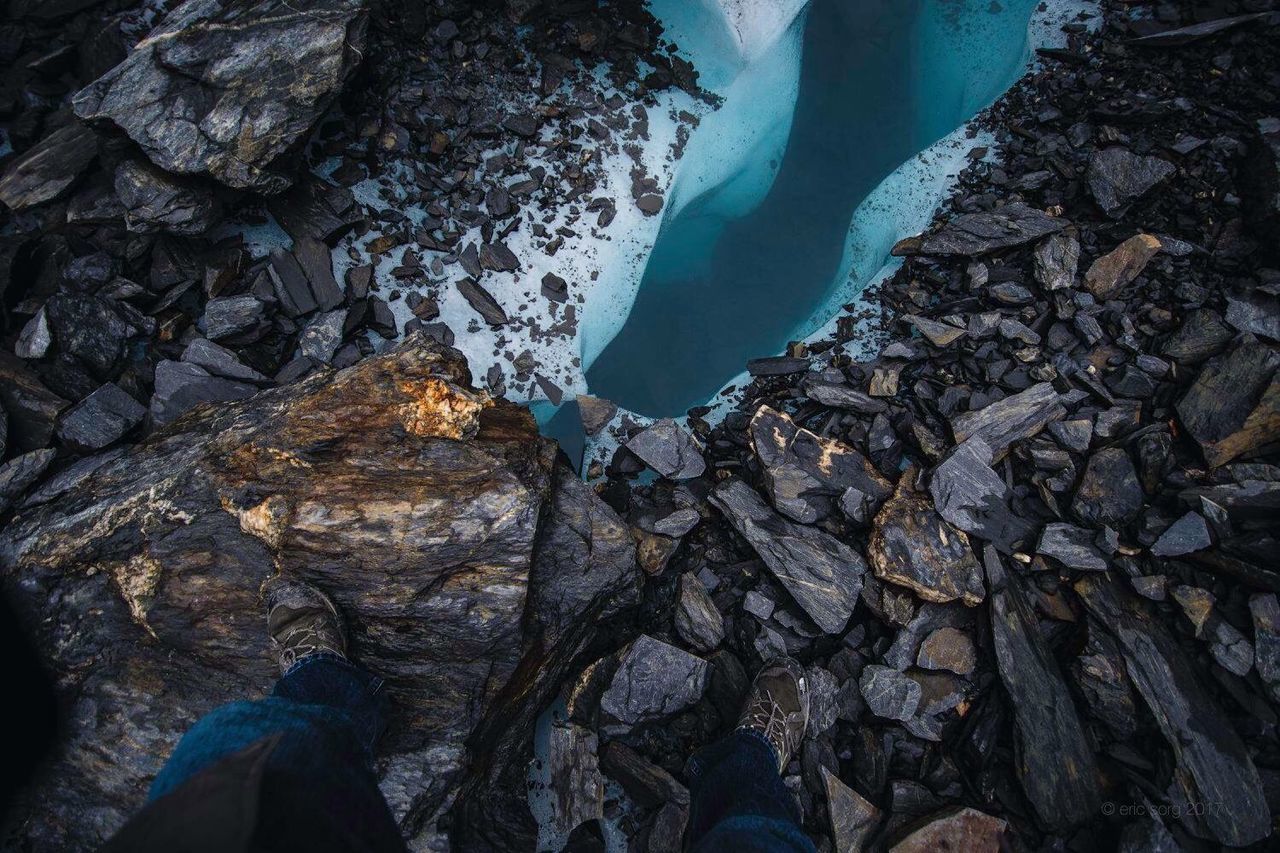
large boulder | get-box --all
[0,336,637,850]
[73,0,370,193]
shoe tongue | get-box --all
[757,674,795,704]
[271,606,323,635]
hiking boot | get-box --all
[736,657,810,772]
[264,575,348,675]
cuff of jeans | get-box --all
[283,650,349,678]
[733,726,783,770]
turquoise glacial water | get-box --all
[584,0,1041,419]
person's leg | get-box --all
[148,576,384,800]
[149,652,386,799]
[684,659,817,853]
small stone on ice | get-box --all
[636,194,663,215]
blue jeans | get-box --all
[686,730,816,853]
[149,654,400,848]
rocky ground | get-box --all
[575,2,1280,851]
[2,0,1280,851]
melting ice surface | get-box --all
[573,0,1068,421]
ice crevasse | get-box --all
[570,0,1097,467]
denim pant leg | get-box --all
[149,654,386,800]
[685,730,816,853]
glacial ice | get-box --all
[651,0,809,223]
[574,0,1098,472]
[589,0,1099,422]
[575,0,809,373]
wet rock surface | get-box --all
[1,339,637,849]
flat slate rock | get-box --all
[0,121,98,211]
[1071,448,1144,528]
[0,448,57,513]
[1038,522,1109,571]
[16,308,52,360]
[889,807,1007,853]
[949,382,1064,461]
[892,203,1067,257]
[268,249,320,318]
[1033,230,1079,291]
[1170,585,1254,677]
[293,237,345,311]
[859,664,922,721]
[576,395,617,435]
[599,635,708,729]
[0,352,69,452]
[987,549,1102,829]
[182,339,269,383]
[1083,234,1162,299]
[800,376,888,413]
[869,472,984,606]
[56,383,145,451]
[479,240,519,272]
[1076,575,1270,846]
[1131,11,1274,46]
[903,314,966,347]
[1162,308,1233,365]
[150,360,258,425]
[73,0,370,192]
[626,419,705,480]
[746,356,809,376]
[916,626,976,675]
[598,741,689,809]
[710,479,866,633]
[929,436,1033,552]
[266,177,359,244]
[547,723,603,838]
[114,159,219,236]
[1087,147,1176,214]
[457,278,509,326]
[674,573,724,654]
[1226,292,1280,342]
[1176,334,1280,468]
[202,295,266,341]
[1150,511,1212,557]
[821,766,881,852]
[45,292,134,379]
[299,310,347,364]
[750,405,891,524]
[1249,593,1280,703]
